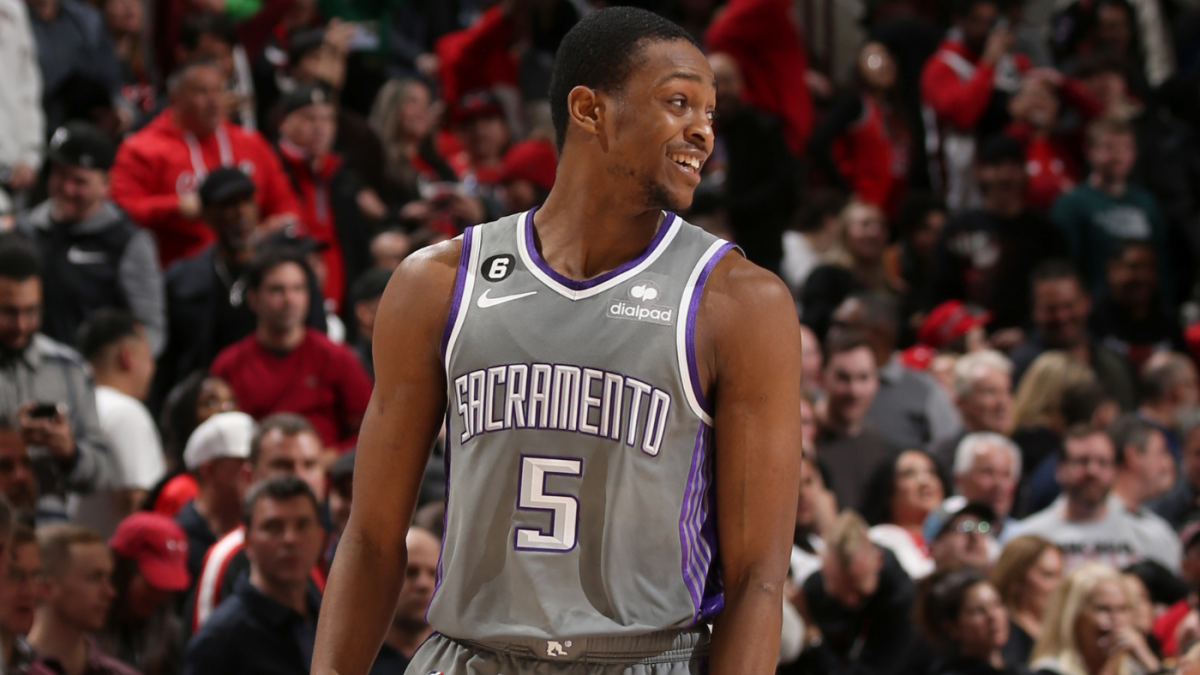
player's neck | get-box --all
[533,188,666,281]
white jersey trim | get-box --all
[444,227,482,372]
[675,239,729,426]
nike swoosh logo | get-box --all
[477,289,538,308]
[66,247,107,264]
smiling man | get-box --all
[313,7,802,675]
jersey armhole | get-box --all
[675,240,741,426]
[440,226,482,368]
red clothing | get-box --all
[210,328,371,449]
[151,473,200,518]
[1153,598,1190,657]
[831,97,905,211]
[277,142,347,310]
[110,109,302,266]
[705,0,813,155]
[1006,124,1079,210]
[435,6,518,119]
[920,39,1031,132]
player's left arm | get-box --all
[700,254,803,675]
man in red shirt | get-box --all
[210,248,371,452]
[109,58,302,266]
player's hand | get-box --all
[16,401,76,461]
[981,28,1015,65]
[178,192,203,219]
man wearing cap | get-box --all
[926,135,1068,340]
[154,168,326,403]
[174,410,255,582]
[104,513,190,672]
[1003,423,1181,573]
[275,83,374,314]
[17,122,164,356]
[27,524,138,675]
[109,58,300,267]
[925,499,999,573]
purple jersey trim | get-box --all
[522,208,677,291]
[679,424,707,616]
[427,411,452,621]
[439,226,475,360]
[685,242,738,415]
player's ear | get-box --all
[567,86,603,140]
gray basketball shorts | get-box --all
[404,628,710,675]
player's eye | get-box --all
[669,97,686,108]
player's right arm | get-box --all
[311,239,462,675]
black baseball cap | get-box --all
[278,82,333,118]
[924,497,998,542]
[264,228,329,255]
[199,167,256,207]
[47,122,116,170]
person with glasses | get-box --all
[926,499,1000,574]
[1002,424,1181,574]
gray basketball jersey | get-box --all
[430,209,738,644]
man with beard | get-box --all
[1002,424,1180,573]
[0,424,37,526]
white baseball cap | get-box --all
[183,412,255,471]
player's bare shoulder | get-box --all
[374,237,466,367]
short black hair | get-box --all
[1061,381,1113,426]
[548,7,699,151]
[895,192,945,241]
[349,268,392,307]
[76,309,140,362]
[181,11,235,51]
[242,475,319,529]
[1108,237,1154,262]
[1109,414,1156,466]
[977,134,1025,167]
[246,248,310,291]
[0,234,40,282]
[795,190,847,234]
[1031,258,1082,289]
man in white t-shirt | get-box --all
[1002,423,1181,573]
[72,309,165,537]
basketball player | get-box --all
[312,8,802,675]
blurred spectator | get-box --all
[187,414,327,633]
[0,0,44,202]
[370,527,438,673]
[781,192,843,306]
[704,0,813,156]
[862,450,947,580]
[930,349,1013,467]
[182,476,323,675]
[0,422,37,526]
[109,59,300,267]
[706,51,796,272]
[1052,116,1170,303]
[155,169,326,404]
[174,411,254,582]
[885,194,946,335]
[368,79,460,213]
[792,451,833,586]
[925,135,1069,336]
[925,500,998,573]
[24,0,126,135]
[828,291,962,449]
[1090,241,1186,375]
[800,392,817,451]
[1137,351,1198,459]
[321,450,352,570]
[1003,424,1180,573]
[916,568,1014,675]
[991,535,1064,665]
[814,331,893,513]
[346,268,390,379]
[100,0,152,123]
[175,13,254,132]
[807,41,907,214]
[1009,260,1136,410]
[75,311,166,539]
[920,0,1029,209]
[1150,409,1200,529]
[159,373,237,472]
[19,122,165,357]
[1152,521,1200,658]
[209,249,371,450]
[28,525,136,675]
[453,91,510,186]
[798,511,916,675]
[98,513,190,675]
[801,200,899,339]
[275,84,376,313]
[800,323,823,402]
[0,236,115,521]
[0,526,41,673]
[952,433,1022,528]
[368,230,410,271]
[494,139,556,215]
[1053,0,1174,89]
[1011,352,1099,476]
[1030,561,1161,675]
[1109,414,1176,512]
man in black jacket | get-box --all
[18,122,164,356]
[153,168,326,409]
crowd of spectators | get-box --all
[5,0,1200,672]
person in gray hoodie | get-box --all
[18,122,164,357]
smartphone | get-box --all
[28,402,59,419]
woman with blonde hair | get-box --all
[991,536,1064,664]
[800,199,902,337]
[368,78,459,211]
[1031,562,1160,675]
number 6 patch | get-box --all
[482,254,514,282]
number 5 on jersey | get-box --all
[515,456,582,552]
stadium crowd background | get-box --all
[7,0,1200,673]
